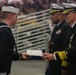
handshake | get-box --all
[21,49,55,61]
[21,49,43,59]
[21,52,55,61]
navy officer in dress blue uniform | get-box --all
[43,3,70,75]
[43,3,76,75]
[0,5,28,75]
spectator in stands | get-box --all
[21,4,29,14]
[0,0,51,14]
[41,0,50,10]
[28,4,38,14]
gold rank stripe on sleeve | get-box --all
[54,51,59,54]
[58,51,68,60]
[61,60,67,67]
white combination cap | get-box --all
[62,3,76,14]
[63,3,76,9]
[50,3,63,14]
[51,3,63,10]
[2,6,20,14]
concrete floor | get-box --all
[11,60,47,75]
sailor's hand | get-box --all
[22,52,30,59]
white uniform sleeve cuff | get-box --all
[54,54,57,60]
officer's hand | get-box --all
[42,53,54,60]
[42,53,49,60]
[22,52,30,59]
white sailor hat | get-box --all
[50,3,63,14]
[62,3,76,14]
[2,6,19,14]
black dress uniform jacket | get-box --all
[46,20,70,75]
[0,22,20,74]
[55,23,76,75]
